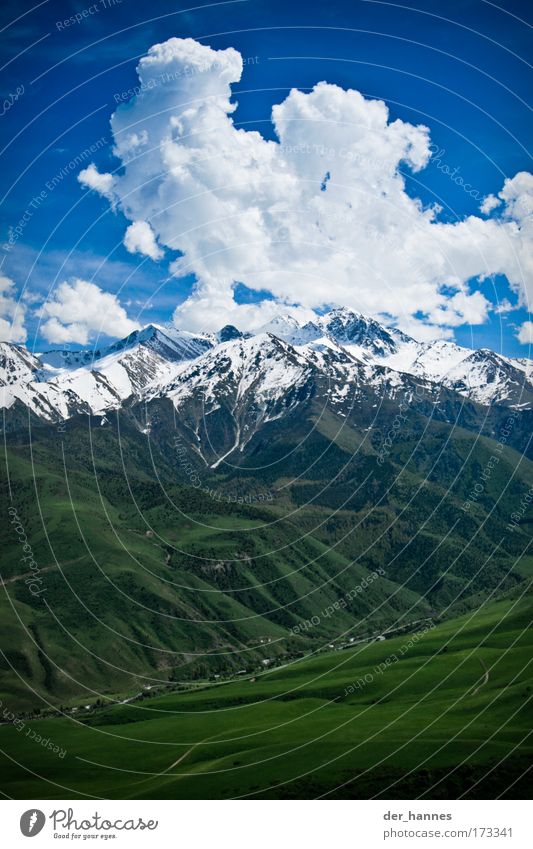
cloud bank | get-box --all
[0,275,27,343]
[39,278,140,344]
[79,37,533,338]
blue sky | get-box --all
[0,0,531,354]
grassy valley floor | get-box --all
[0,585,531,799]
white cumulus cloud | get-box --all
[516,320,533,345]
[39,278,140,344]
[480,194,501,215]
[0,275,27,342]
[78,163,115,202]
[124,220,163,260]
[79,36,533,336]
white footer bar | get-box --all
[2,799,530,848]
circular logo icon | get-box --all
[20,810,46,837]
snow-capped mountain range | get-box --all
[1,308,532,430]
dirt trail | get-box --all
[129,731,226,791]
[470,658,489,696]
[1,565,57,586]
[161,740,206,774]
[1,556,86,587]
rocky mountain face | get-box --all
[2,310,532,456]
[2,309,532,706]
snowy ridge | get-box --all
[1,308,532,425]
[150,334,315,466]
[266,307,533,409]
[1,325,212,421]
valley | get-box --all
[1,306,532,799]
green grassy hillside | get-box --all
[1,406,531,711]
[0,586,531,799]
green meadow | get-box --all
[0,585,531,799]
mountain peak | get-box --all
[318,307,407,357]
[1,306,532,426]
[217,324,243,342]
[257,314,321,344]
